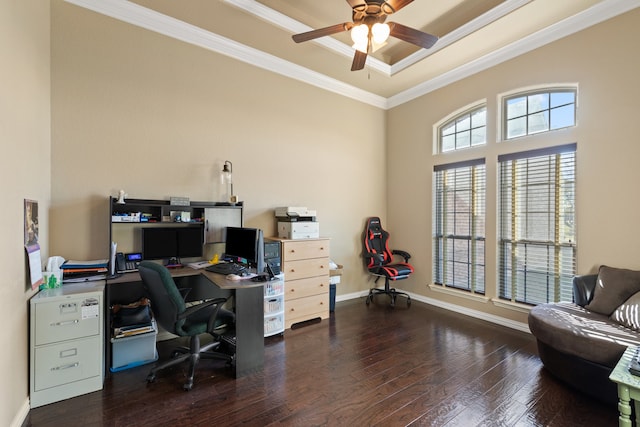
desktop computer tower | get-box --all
[264,239,281,275]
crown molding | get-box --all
[387,0,640,108]
[65,0,388,108]
[224,0,533,76]
[66,0,640,110]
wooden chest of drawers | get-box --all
[275,237,330,329]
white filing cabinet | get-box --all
[29,282,105,408]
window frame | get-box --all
[435,103,487,153]
[433,158,486,295]
[502,88,577,141]
[497,143,577,305]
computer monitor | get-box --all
[142,227,178,261]
[177,227,204,258]
[142,226,204,262]
[224,227,264,272]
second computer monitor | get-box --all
[224,226,264,272]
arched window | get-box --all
[438,105,486,152]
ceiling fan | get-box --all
[292,0,438,71]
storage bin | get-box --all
[264,313,284,336]
[264,280,284,297]
[110,325,158,372]
[264,295,284,315]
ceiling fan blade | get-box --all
[351,49,368,71]
[382,0,414,14]
[346,0,367,11]
[388,22,438,49]
[292,23,353,43]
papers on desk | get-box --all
[62,259,109,282]
[188,260,212,269]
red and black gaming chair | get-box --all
[362,216,413,307]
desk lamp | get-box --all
[221,160,237,204]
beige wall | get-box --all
[6,1,640,424]
[387,8,640,324]
[1,1,51,426]
[50,1,385,294]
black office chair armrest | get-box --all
[392,249,411,263]
[573,274,598,306]
[179,297,228,321]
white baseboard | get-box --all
[11,398,30,427]
[336,290,531,334]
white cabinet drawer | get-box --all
[33,336,102,392]
[34,297,101,345]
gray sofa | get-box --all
[528,266,640,404]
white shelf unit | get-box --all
[264,277,285,337]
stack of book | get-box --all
[61,259,109,283]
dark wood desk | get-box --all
[107,267,266,378]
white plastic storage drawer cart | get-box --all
[264,277,285,337]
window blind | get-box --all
[498,143,576,304]
[433,159,485,294]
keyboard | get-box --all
[205,263,247,275]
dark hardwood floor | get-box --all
[23,298,618,426]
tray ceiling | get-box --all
[65,0,639,108]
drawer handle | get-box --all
[51,362,80,371]
[51,319,79,327]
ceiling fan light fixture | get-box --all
[371,22,390,44]
[351,24,368,45]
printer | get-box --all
[275,206,319,239]
[275,206,317,222]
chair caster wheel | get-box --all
[146,373,156,383]
[183,382,193,391]
[407,298,412,307]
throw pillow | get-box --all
[610,291,640,331]
[585,265,640,315]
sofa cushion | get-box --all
[610,291,640,331]
[528,302,640,368]
[585,265,640,315]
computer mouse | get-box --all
[226,274,242,281]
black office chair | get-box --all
[137,261,235,390]
[362,217,414,307]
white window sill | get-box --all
[490,298,532,314]
[428,284,490,304]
